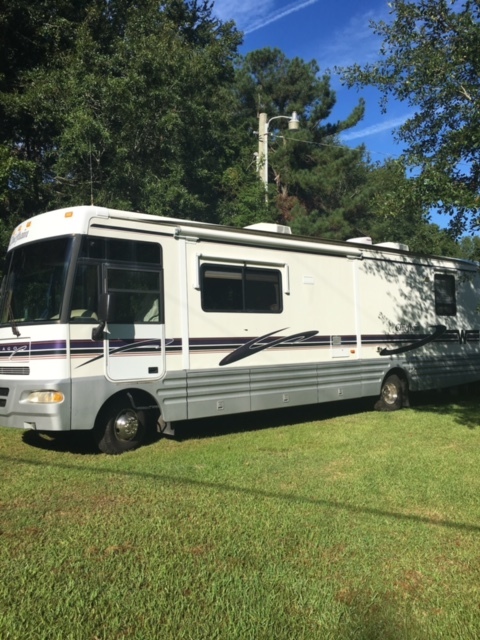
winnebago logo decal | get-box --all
[379,324,447,356]
[0,342,30,360]
[219,329,318,366]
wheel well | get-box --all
[95,389,160,431]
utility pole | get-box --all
[258,112,268,188]
[257,111,299,202]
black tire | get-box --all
[375,374,404,411]
[94,395,147,454]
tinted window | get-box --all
[201,264,282,313]
[74,237,163,323]
[80,237,161,266]
[70,263,99,322]
[107,267,162,323]
[434,274,456,316]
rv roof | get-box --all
[7,205,477,270]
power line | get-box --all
[275,132,404,160]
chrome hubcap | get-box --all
[382,382,399,405]
[114,410,139,441]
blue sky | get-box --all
[213,0,411,164]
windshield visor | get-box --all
[1,237,73,325]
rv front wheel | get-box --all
[94,396,146,454]
[375,374,404,411]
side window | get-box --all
[245,269,282,312]
[70,264,99,322]
[201,264,282,313]
[73,237,163,323]
[202,267,243,311]
[80,237,161,265]
[106,267,162,323]
[434,274,456,316]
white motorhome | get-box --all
[0,205,478,453]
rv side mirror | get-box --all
[92,293,115,341]
[98,293,114,322]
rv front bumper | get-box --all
[0,379,71,432]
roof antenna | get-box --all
[89,142,94,206]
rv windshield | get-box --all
[0,237,73,327]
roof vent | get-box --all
[375,242,409,252]
[347,236,372,245]
[244,222,292,235]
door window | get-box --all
[106,267,162,323]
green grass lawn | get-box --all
[1,393,480,639]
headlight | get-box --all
[25,391,65,404]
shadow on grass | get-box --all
[173,396,375,442]
[20,397,374,455]
[20,385,480,456]
[409,384,480,430]
[157,384,480,438]
[22,430,99,455]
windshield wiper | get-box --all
[7,295,20,337]
[10,318,20,338]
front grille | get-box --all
[0,387,8,408]
[0,367,30,375]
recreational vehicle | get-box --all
[0,205,478,453]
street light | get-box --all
[257,111,300,194]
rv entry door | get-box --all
[103,264,164,382]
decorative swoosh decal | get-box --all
[75,338,162,368]
[219,329,319,366]
[379,324,447,356]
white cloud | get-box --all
[243,0,322,35]
[212,0,321,35]
[341,114,411,141]
[212,0,275,30]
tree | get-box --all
[224,47,374,239]
[365,158,460,255]
[225,47,454,252]
[51,0,242,221]
[0,0,242,239]
[0,0,96,219]
[457,235,480,261]
[1,3,464,258]
[339,0,480,235]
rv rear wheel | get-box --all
[94,395,147,454]
[375,374,404,411]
